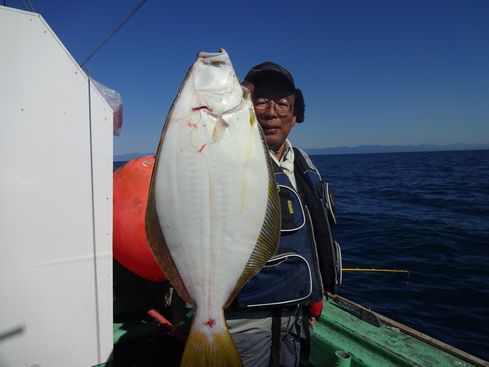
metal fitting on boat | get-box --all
[335,351,352,367]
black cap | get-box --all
[244,62,305,123]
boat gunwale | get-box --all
[329,293,489,367]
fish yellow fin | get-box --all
[181,327,242,367]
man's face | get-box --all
[252,79,296,153]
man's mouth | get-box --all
[261,125,280,134]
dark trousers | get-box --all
[228,306,310,367]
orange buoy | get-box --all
[113,155,166,281]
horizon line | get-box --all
[114,143,489,159]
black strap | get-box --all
[299,306,311,366]
[269,310,281,367]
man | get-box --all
[226,62,340,367]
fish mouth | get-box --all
[197,49,229,66]
[198,49,226,58]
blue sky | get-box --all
[7,0,489,155]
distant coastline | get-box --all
[305,143,489,156]
[114,143,489,161]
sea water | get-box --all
[313,149,489,360]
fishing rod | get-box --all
[343,268,409,273]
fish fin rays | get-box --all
[225,124,281,307]
[181,321,242,367]
[145,175,194,305]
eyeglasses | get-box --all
[253,98,293,115]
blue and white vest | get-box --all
[234,148,341,309]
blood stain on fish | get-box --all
[192,106,212,112]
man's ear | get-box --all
[292,115,297,127]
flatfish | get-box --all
[146,49,280,366]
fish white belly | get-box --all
[154,105,268,310]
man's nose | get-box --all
[264,101,278,114]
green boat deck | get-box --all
[310,295,488,367]
[95,294,488,367]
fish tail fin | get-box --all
[180,317,242,367]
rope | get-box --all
[80,0,147,67]
[27,0,35,12]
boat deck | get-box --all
[94,289,489,366]
[310,295,488,367]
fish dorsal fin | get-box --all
[225,124,281,307]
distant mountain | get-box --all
[114,152,154,161]
[305,143,489,155]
